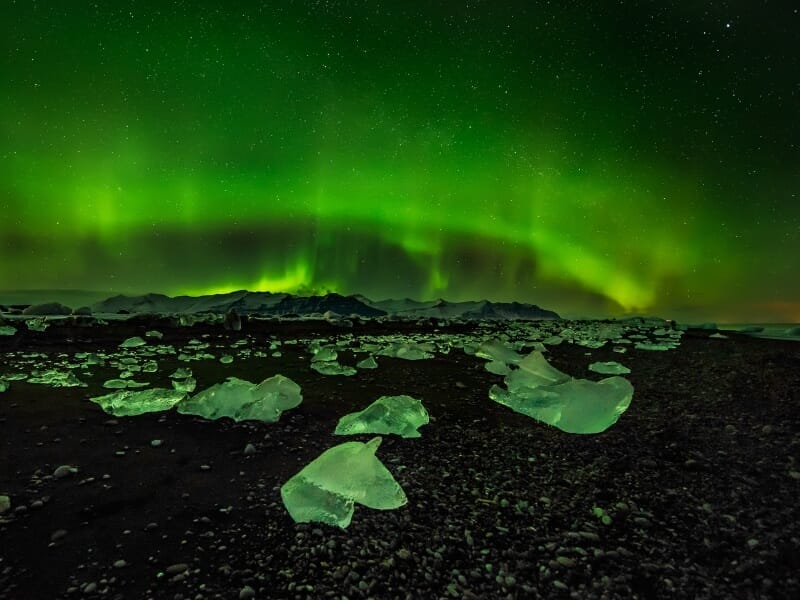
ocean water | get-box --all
[720,323,800,341]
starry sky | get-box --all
[1,1,798,321]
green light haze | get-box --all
[2,1,798,321]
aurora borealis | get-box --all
[1,2,798,321]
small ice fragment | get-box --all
[588,361,631,375]
[377,343,433,360]
[311,362,357,376]
[356,356,378,369]
[311,345,338,363]
[119,336,147,349]
[172,377,197,393]
[103,379,131,389]
[169,367,192,379]
[26,318,49,332]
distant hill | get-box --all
[0,289,112,308]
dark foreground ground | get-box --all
[1,319,799,599]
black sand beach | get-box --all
[1,319,799,599]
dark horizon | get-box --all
[2,287,799,326]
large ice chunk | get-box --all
[505,351,571,392]
[335,395,429,438]
[489,377,633,434]
[490,350,633,434]
[90,388,187,417]
[177,374,302,422]
[475,339,523,365]
[280,437,407,528]
[28,369,85,388]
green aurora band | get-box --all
[1,2,798,321]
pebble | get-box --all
[83,582,97,593]
[239,585,256,599]
[50,529,68,542]
[165,563,188,575]
[556,556,575,568]
[244,443,256,456]
[150,439,163,447]
[53,465,77,479]
[113,559,127,568]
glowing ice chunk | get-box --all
[172,377,197,393]
[90,388,186,417]
[490,350,633,434]
[588,361,631,375]
[335,395,429,438]
[377,342,433,360]
[177,374,302,422]
[26,318,48,332]
[311,362,357,376]
[28,369,85,388]
[475,340,522,365]
[485,360,512,376]
[280,437,407,528]
[356,356,378,369]
[0,326,16,336]
[505,351,571,392]
[490,377,633,434]
[311,345,338,363]
[119,336,147,348]
[635,341,672,351]
[103,378,149,389]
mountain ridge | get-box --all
[89,291,560,320]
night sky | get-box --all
[2,1,798,321]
